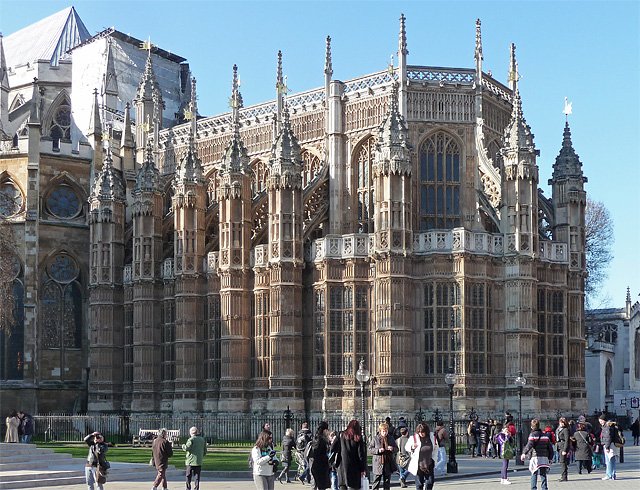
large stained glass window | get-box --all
[41,253,82,349]
[423,281,461,375]
[46,185,81,219]
[355,137,375,233]
[0,180,24,218]
[418,132,461,230]
[0,256,24,380]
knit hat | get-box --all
[598,413,607,422]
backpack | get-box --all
[613,428,625,448]
[502,438,514,460]
[296,431,310,451]
[303,440,313,460]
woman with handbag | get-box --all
[572,422,593,474]
[396,427,411,488]
[336,420,367,490]
[368,422,398,490]
[310,421,332,490]
[405,423,438,490]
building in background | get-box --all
[586,288,640,422]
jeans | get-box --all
[530,467,547,490]
[434,447,447,475]
[501,459,510,479]
[254,474,276,490]
[186,465,201,490]
[330,469,339,490]
[371,472,391,490]
[605,451,617,479]
[21,434,32,443]
[414,470,434,490]
[85,466,104,490]
[399,466,409,482]
[278,461,291,482]
[153,466,168,489]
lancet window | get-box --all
[464,282,492,375]
[206,294,221,380]
[354,136,375,233]
[537,289,565,377]
[302,150,322,189]
[418,132,461,230]
[423,281,461,374]
[48,96,72,150]
[40,253,82,350]
[0,255,24,380]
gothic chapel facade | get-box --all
[0,10,588,415]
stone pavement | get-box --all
[23,446,640,490]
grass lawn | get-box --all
[38,444,298,472]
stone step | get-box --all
[0,452,70,464]
[0,475,86,489]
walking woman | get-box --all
[406,423,438,490]
[368,422,398,490]
[496,425,515,485]
[337,419,367,490]
[4,410,19,443]
[520,419,553,490]
[309,421,331,490]
[278,428,295,484]
[556,417,571,481]
[252,431,279,490]
[571,422,593,475]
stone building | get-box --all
[88,17,588,416]
[0,7,189,412]
[1,9,589,417]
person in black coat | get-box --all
[310,421,331,490]
[337,420,367,490]
[278,428,295,483]
[556,417,571,481]
[368,422,398,490]
[571,422,593,474]
[478,421,490,457]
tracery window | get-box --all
[0,180,24,217]
[464,283,492,375]
[0,255,24,380]
[302,150,322,189]
[537,289,565,377]
[419,132,461,230]
[354,137,375,233]
[46,185,81,219]
[206,294,221,380]
[423,281,461,375]
[49,99,71,150]
[314,288,326,376]
[40,253,82,349]
[251,159,269,195]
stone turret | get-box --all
[88,148,126,412]
[120,102,135,171]
[217,65,252,412]
[135,49,163,163]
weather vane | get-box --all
[563,97,572,121]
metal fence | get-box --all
[27,411,581,448]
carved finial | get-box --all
[399,13,408,56]
[277,50,283,87]
[89,88,101,137]
[121,102,134,149]
[627,287,632,304]
[324,36,333,76]
[230,64,243,132]
[508,43,519,92]
[190,77,197,137]
[390,80,399,113]
[475,19,483,62]
[28,77,40,124]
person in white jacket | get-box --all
[405,423,439,490]
[252,431,279,490]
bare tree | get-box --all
[0,190,17,335]
[585,197,614,307]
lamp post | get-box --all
[283,405,293,429]
[356,358,370,443]
[415,407,425,424]
[445,370,458,474]
[514,371,527,466]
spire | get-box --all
[627,287,632,304]
[475,19,483,78]
[399,13,408,56]
[324,36,333,76]
[103,38,118,102]
[121,102,134,148]
[270,103,302,185]
[503,89,535,152]
[230,64,243,132]
[88,88,102,137]
[552,120,584,180]
[374,81,411,175]
[92,147,125,201]
[277,50,284,89]
[28,77,40,125]
[136,48,162,104]
[508,43,518,93]
[276,51,284,129]
[189,76,198,137]
[135,140,161,192]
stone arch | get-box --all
[41,171,87,220]
[301,146,323,189]
[250,158,269,195]
[0,170,26,218]
[42,89,72,149]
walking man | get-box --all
[17,411,34,444]
[152,428,173,490]
[182,426,207,490]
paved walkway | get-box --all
[26,446,640,490]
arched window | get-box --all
[605,359,613,397]
[0,255,24,380]
[635,328,640,381]
[47,95,72,150]
[354,136,375,233]
[301,150,322,188]
[45,184,82,219]
[419,132,461,230]
[0,178,24,217]
[251,159,269,194]
[40,253,82,350]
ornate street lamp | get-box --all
[432,408,443,425]
[415,407,425,423]
[283,405,293,429]
[356,358,370,442]
[514,371,527,466]
[445,370,458,474]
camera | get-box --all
[269,450,277,458]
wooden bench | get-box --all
[132,429,180,447]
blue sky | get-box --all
[2,0,639,307]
